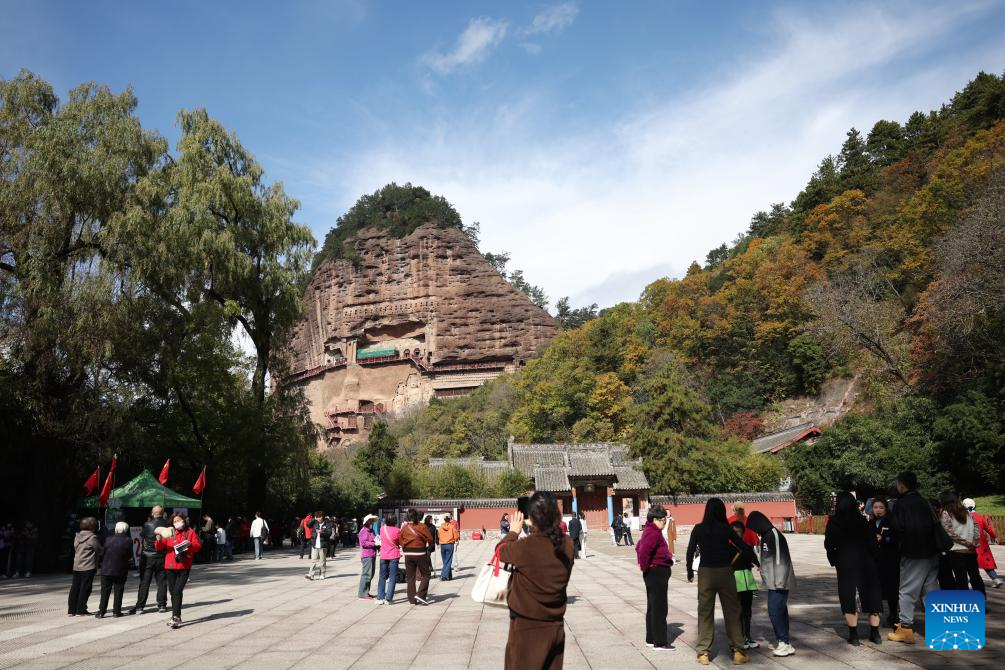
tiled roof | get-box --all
[568,451,616,477]
[613,466,650,490]
[533,466,572,492]
[511,447,567,475]
[750,423,820,454]
[650,491,795,505]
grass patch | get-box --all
[974,495,1005,517]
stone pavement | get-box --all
[0,535,1002,669]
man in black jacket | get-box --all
[128,506,169,615]
[568,513,582,557]
[887,471,939,643]
[305,512,333,580]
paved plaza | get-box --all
[0,535,1001,669]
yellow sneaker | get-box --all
[697,653,711,665]
[733,650,750,664]
[887,624,915,644]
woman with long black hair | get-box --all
[685,498,754,666]
[824,492,883,645]
[497,492,575,670]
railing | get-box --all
[356,353,403,365]
[285,353,511,380]
[794,515,829,534]
[284,358,347,383]
[428,360,509,372]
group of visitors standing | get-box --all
[353,511,460,606]
[681,500,795,664]
[823,471,999,646]
[68,506,201,629]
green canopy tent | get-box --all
[81,469,202,510]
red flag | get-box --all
[83,467,100,496]
[98,456,117,507]
[193,467,206,495]
[158,459,170,485]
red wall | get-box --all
[384,497,797,539]
[655,500,796,526]
[460,506,516,535]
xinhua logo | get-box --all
[925,590,985,651]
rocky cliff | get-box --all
[285,224,559,447]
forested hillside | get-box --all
[389,71,1005,511]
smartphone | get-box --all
[517,496,530,516]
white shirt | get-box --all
[250,517,269,538]
[580,518,588,533]
[216,527,226,543]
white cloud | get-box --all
[423,17,508,74]
[302,2,1005,309]
[522,3,579,36]
[520,42,543,56]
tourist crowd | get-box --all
[56,470,998,668]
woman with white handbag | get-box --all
[496,492,575,670]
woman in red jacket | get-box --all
[155,513,202,628]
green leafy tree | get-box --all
[783,398,947,512]
[866,120,906,166]
[838,127,873,192]
[629,357,717,495]
[554,297,598,329]
[353,420,400,491]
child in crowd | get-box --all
[731,520,760,650]
[745,512,796,658]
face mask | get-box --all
[174,521,185,530]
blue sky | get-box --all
[4,1,1005,309]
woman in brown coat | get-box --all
[67,517,102,616]
[400,508,434,605]
[498,492,575,670]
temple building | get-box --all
[429,439,650,532]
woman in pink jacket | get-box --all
[376,514,401,605]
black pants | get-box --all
[643,566,671,646]
[136,556,167,610]
[623,530,634,546]
[98,574,127,615]
[68,569,96,614]
[948,552,986,597]
[738,590,753,639]
[166,569,190,619]
[878,556,900,623]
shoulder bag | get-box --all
[471,545,512,607]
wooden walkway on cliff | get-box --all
[283,353,510,384]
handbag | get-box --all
[931,507,953,554]
[470,546,512,607]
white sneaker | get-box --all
[375,599,385,605]
[773,642,795,657]
[993,578,1003,588]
